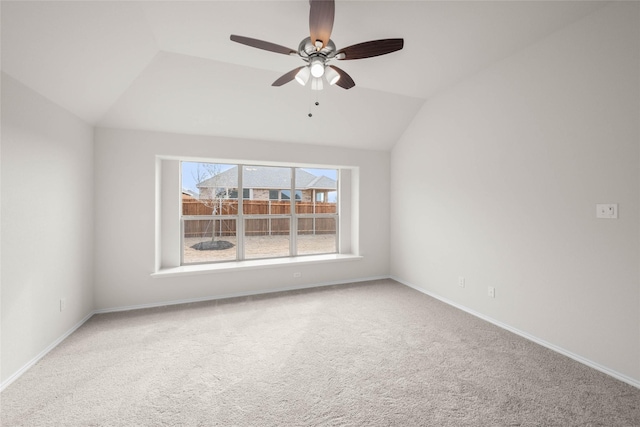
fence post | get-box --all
[218,199,222,237]
[268,200,272,236]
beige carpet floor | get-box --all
[2,279,639,426]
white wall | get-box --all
[391,2,640,384]
[1,73,95,385]
[93,128,390,310]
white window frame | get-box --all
[180,163,339,265]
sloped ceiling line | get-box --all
[1,1,608,150]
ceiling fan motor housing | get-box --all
[298,37,336,60]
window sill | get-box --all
[151,254,363,278]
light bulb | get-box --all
[295,67,310,86]
[310,57,325,78]
[324,66,340,85]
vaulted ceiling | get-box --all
[1,1,607,150]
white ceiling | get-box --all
[1,1,608,150]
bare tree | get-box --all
[191,163,233,249]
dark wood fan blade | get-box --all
[328,65,355,89]
[230,35,296,56]
[272,66,306,87]
[309,0,335,49]
[336,38,404,60]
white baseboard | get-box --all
[12,275,634,395]
[95,275,390,314]
[391,275,640,390]
[0,311,95,392]
[2,276,389,391]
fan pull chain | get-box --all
[307,87,313,117]
[308,91,321,118]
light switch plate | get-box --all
[596,204,618,219]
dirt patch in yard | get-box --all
[191,240,235,251]
[183,234,336,264]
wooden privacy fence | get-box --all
[183,200,337,237]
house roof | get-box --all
[182,189,198,198]
[197,166,336,190]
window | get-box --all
[216,188,250,199]
[280,190,302,200]
[228,189,251,199]
[181,162,338,264]
[269,189,302,200]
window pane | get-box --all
[181,162,340,266]
[243,198,290,215]
[272,200,291,215]
[316,193,337,214]
[183,219,237,263]
[243,165,290,197]
[295,168,338,214]
[227,189,250,199]
[182,161,236,199]
[183,198,238,216]
[297,217,337,255]
[244,218,290,259]
[243,200,291,215]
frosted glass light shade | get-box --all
[310,58,325,78]
[295,67,310,85]
[324,66,340,85]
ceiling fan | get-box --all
[230,0,404,90]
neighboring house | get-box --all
[197,166,336,203]
[182,189,198,200]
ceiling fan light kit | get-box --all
[310,57,326,78]
[324,66,340,86]
[230,0,404,91]
[295,67,311,85]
